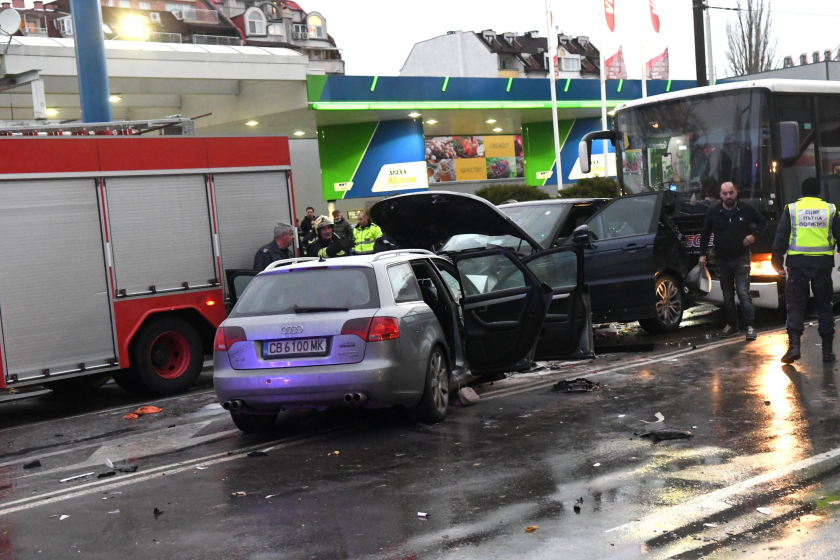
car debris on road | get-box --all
[552,378,601,392]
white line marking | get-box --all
[0,423,358,515]
[606,446,840,534]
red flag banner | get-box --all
[604,0,616,32]
[649,0,660,33]
[646,47,669,79]
[606,46,627,79]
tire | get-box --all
[639,274,684,334]
[410,346,450,424]
[230,411,278,433]
[129,317,205,396]
[44,372,111,395]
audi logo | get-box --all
[280,325,304,334]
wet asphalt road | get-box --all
[0,306,839,559]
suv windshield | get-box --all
[231,267,380,318]
[616,90,771,217]
[440,203,567,253]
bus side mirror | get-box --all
[579,130,617,174]
[775,121,800,161]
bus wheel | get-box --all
[131,318,204,395]
[639,274,684,334]
[44,372,111,395]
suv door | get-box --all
[451,249,551,375]
[523,246,594,359]
[583,192,661,323]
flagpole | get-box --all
[641,43,647,98]
[545,0,563,191]
[599,25,609,178]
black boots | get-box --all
[823,336,836,363]
[781,334,801,364]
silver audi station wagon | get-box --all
[216,204,592,432]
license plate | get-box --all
[263,338,327,358]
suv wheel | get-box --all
[410,346,450,424]
[230,411,278,433]
[639,274,684,334]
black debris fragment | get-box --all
[552,378,601,393]
[97,471,116,479]
[23,460,42,470]
[574,497,583,514]
[153,507,164,519]
[640,428,692,441]
[115,465,138,473]
[247,451,268,457]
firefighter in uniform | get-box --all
[254,222,295,271]
[307,216,353,259]
[772,178,840,363]
[352,210,382,255]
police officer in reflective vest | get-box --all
[352,210,382,255]
[772,178,840,363]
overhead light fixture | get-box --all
[493,127,503,132]
[293,131,305,136]
[424,119,438,124]
[245,120,259,126]
[408,112,421,118]
[45,108,59,116]
[109,95,122,103]
[486,119,497,124]
[119,15,148,40]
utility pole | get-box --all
[69,0,112,122]
[704,4,715,84]
[692,0,708,87]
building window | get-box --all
[119,0,130,7]
[165,2,187,11]
[499,60,506,70]
[245,8,266,35]
[139,1,151,8]
[293,23,306,36]
[561,57,581,72]
[307,14,323,38]
[267,22,284,36]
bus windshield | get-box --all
[615,90,772,217]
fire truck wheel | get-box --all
[43,372,111,395]
[132,318,204,395]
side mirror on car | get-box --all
[579,130,617,174]
[572,224,591,246]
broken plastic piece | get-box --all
[417,512,429,519]
[593,463,601,467]
[328,451,340,457]
[703,523,718,528]
[552,378,601,393]
[524,526,538,532]
[640,428,692,441]
[97,472,116,479]
[231,491,246,497]
[60,472,94,483]
[756,507,771,515]
[123,406,163,420]
[153,507,164,519]
[23,460,41,469]
[108,510,120,514]
[59,515,69,521]
[247,451,268,457]
[640,412,665,424]
[458,387,480,406]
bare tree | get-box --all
[725,0,777,76]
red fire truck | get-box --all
[0,120,296,396]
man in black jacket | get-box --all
[254,222,295,270]
[307,216,353,259]
[699,182,767,340]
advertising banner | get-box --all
[426,135,525,183]
[602,0,626,80]
[645,0,669,79]
[646,47,669,80]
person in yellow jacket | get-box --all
[352,210,382,255]
[772,178,840,363]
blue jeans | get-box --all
[717,254,755,328]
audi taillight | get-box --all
[214,326,247,351]
[340,318,372,339]
[367,317,400,341]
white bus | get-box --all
[581,79,840,309]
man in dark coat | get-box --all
[332,209,354,242]
[254,222,295,270]
[307,216,353,259]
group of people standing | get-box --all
[253,206,384,270]
[700,177,839,364]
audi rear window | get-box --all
[230,267,380,318]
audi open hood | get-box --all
[369,191,541,252]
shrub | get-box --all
[557,177,618,199]
[475,184,550,205]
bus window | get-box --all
[818,97,840,207]
[615,91,770,217]
[776,94,816,205]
